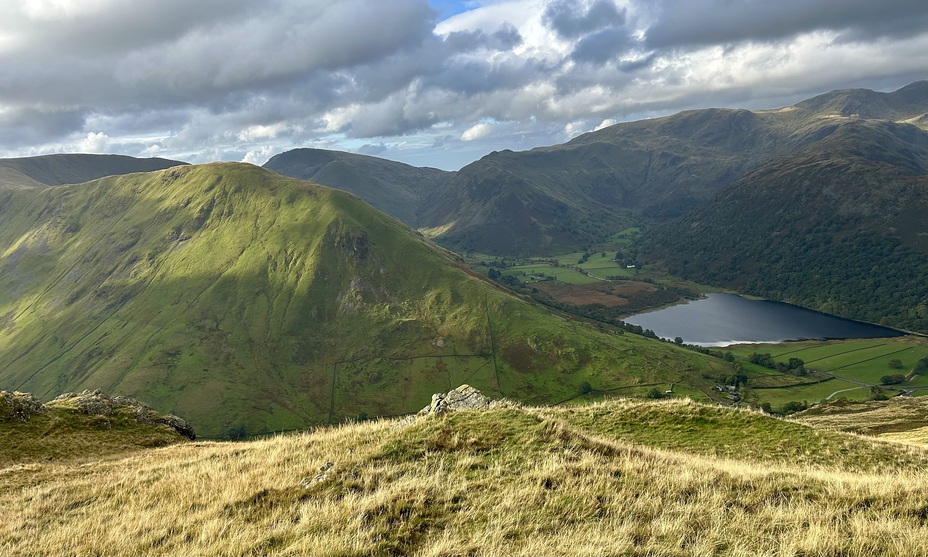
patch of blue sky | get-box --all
[429,0,479,21]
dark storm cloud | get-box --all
[0,0,926,169]
[2,0,257,56]
[422,57,550,95]
[0,108,85,147]
[570,28,636,64]
[444,25,523,52]
[645,0,928,49]
[543,0,627,39]
[348,25,525,104]
[0,0,436,107]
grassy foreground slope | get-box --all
[2,398,928,556]
[0,163,729,436]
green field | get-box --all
[726,337,928,410]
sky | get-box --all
[0,0,926,170]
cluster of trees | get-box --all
[915,357,928,374]
[718,372,749,387]
[749,353,807,375]
[486,267,522,288]
[780,401,809,414]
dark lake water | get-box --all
[624,293,905,347]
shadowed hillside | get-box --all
[418,81,928,255]
[0,153,186,186]
[642,118,928,333]
[263,148,449,226]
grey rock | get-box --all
[158,414,196,440]
[418,384,493,416]
[0,391,45,421]
[73,389,115,415]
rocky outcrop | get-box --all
[418,385,495,416]
[45,389,196,439]
[0,391,45,421]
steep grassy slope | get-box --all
[3,398,928,556]
[643,118,928,332]
[0,153,186,186]
[263,148,449,226]
[0,163,730,436]
[0,167,45,189]
[419,81,928,255]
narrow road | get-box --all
[825,386,868,400]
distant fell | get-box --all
[418,81,928,255]
[263,148,449,226]
[794,80,928,124]
[258,83,928,257]
[0,153,187,186]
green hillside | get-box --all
[0,153,186,186]
[3,396,928,556]
[0,163,731,436]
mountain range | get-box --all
[2,81,927,434]
[0,162,729,436]
[263,81,928,332]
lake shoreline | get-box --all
[624,293,906,347]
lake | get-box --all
[623,293,905,347]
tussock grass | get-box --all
[2,398,928,556]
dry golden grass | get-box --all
[793,396,928,445]
[882,425,928,446]
[2,400,928,556]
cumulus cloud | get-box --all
[461,122,494,141]
[77,131,110,153]
[0,0,925,170]
[242,145,275,165]
[357,143,388,155]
